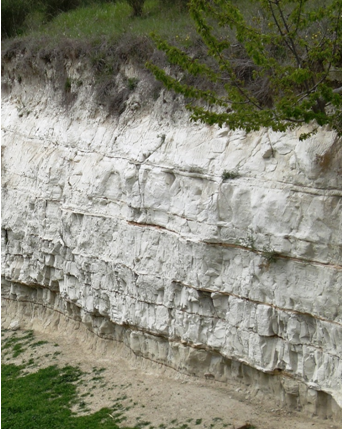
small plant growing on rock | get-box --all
[127,77,139,91]
[240,230,256,251]
[262,250,279,263]
[222,170,239,181]
[259,247,280,268]
[157,133,166,143]
[65,77,72,93]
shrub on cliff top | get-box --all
[127,0,146,17]
[147,0,342,139]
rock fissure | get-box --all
[127,220,179,235]
[203,241,342,270]
[171,280,342,327]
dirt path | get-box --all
[1,310,340,429]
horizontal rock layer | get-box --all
[2,55,342,420]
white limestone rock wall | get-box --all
[2,57,342,419]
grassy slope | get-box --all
[1,0,202,118]
[5,0,195,46]
[10,0,330,46]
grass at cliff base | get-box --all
[2,363,128,429]
[1,329,129,429]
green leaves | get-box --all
[148,0,342,139]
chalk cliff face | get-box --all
[2,53,342,420]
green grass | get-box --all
[1,331,52,358]
[1,0,275,49]
[2,330,36,357]
[18,0,194,44]
[4,0,328,44]
[2,363,130,429]
[2,331,34,350]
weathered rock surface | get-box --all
[2,54,342,421]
